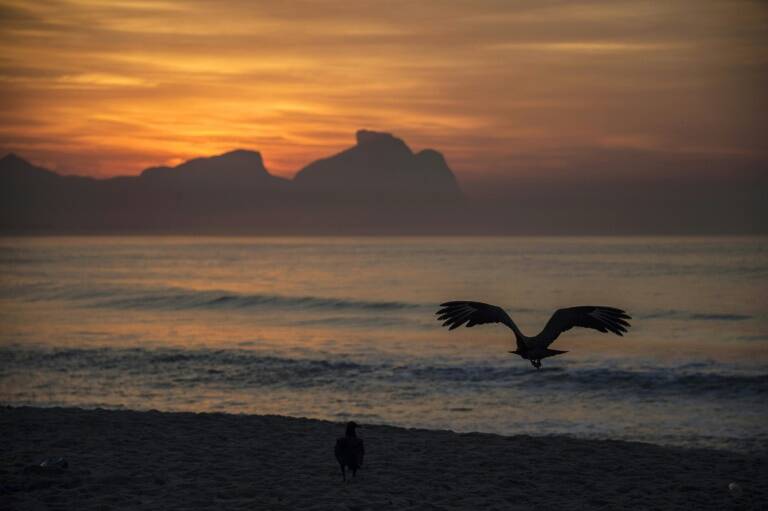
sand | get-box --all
[1,406,765,510]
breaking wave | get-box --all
[2,347,765,398]
[4,283,420,312]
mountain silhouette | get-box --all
[141,149,287,188]
[294,130,461,201]
[1,153,60,182]
[0,130,465,234]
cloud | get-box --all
[0,0,766,181]
[55,73,155,88]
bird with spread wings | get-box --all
[436,301,632,369]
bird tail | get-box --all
[542,349,568,359]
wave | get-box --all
[6,281,760,323]
[400,363,768,396]
[688,313,752,321]
[0,347,373,388]
[2,347,765,398]
[4,282,421,313]
[101,291,417,312]
[638,310,754,321]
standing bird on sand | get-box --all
[334,421,364,481]
[436,301,631,369]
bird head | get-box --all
[345,421,361,436]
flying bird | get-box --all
[334,421,364,481]
[436,301,631,369]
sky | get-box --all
[0,0,766,190]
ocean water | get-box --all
[1,236,767,452]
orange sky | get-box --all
[0,0,765,179]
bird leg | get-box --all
[530,359,542,369]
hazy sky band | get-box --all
[0,0,765,181]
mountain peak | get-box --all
[1,153,28,166]
[354,130,413,157]
[293,130,461,201]
[0,152,61,181]
[139,148,277,185]
[355,130,405,147]
[214,149,263,163]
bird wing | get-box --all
[537,306,631,346]
[436,301,516,331]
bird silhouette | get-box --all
[334,421,364,481]
[436,302,631,369]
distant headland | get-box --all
[0,130,465,234]
[2,129,765,235]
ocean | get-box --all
[1,236,766,452]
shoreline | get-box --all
[2,406,766,510]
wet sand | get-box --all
[1,406,765,510]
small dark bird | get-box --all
[334,421,364,481]
[436,301,631,369]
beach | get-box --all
[2,406,765,510]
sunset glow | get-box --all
[0,0,765,179]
